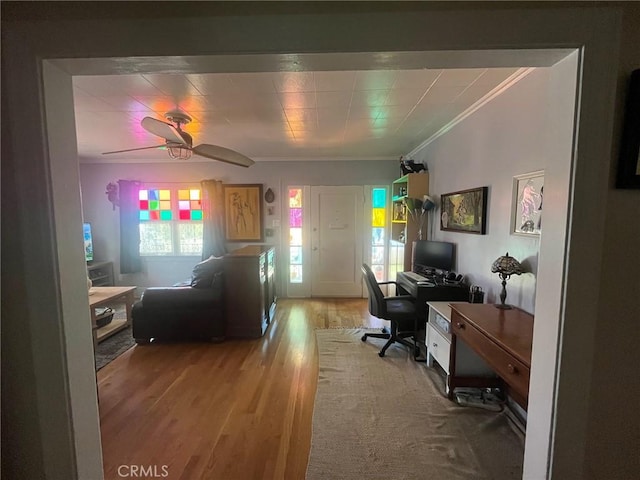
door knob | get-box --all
[312,247,318,251]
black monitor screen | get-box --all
[412,240,454,273]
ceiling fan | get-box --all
[102,110,255,167]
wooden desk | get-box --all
[89,286,136,347]
[449,303,534,409]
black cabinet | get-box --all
[224,245,276,338]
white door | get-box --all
[310,186,364,297]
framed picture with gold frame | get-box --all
[223,184,264,242]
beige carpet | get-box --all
[306,329,524,480]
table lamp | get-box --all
[491,252,523,309]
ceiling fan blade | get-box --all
[102,145,166,155]
[192,144,255,167]
[141,116,187,145]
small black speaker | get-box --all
[469,286,484,304]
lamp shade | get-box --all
[491,252,523,277]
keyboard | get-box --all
[403,271,429,282]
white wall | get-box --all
[79,160,398,289]
[413,68,556,314]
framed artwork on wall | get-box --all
[511,170,544,236]
[223,184,264,242]
[440,186,488,234]
[617,69,640,189]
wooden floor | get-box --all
[97,298,385,480]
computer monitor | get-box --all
[411,240,454,274]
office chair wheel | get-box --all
[361,335,367,342]
[378,351,385,357]
[414,347,421,358]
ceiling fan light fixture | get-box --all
[167,145,192,160]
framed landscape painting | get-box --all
[512,170,544,236]
[440,186,488,234]
[223,184,264,242]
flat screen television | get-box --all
[83,222,94,262]
[412,240,454,274]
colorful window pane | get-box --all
[290,265,303,283]
[372,228,385,245]
[290,208,303,227]
[372,188,386,208]
[290,227,302,246]
[370,187,387,282]
[372,246,385,265]
[289,188,302,208]
[138,187,203,255]
[372,208,385,227]
[177,189,202,222]
[289,188,304,284]
[290,246,302,264]
[139,189,173,222]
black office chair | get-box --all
[361,263,420,358]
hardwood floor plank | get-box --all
[98,298,380,479]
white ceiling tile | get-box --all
[187,111,231,125]
[185,73,235,95]
[475,67,520,85]
[435,68,486,87]
[392,70,441,89]
[74,74,163,97]
[316,90,353,108]
[350,89,390,107]
[99,96,154,112]
[131,96,210,115]
[74,96,116,112]
[279,92,317,109]
[272,72,315,92]
[314,71,356,91]
[354,70,397,90]
[376,105,413,119]
[419,85,467,104]
[142,74,203,97]
[229,72,277,92]
[317,108,348,126]
[347,103,381,119]
[284,108,317,124]
[384,89,427,106]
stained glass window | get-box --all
[289,188,303,283]
[370,188,387,282]
[138,187,203,256]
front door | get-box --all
[310,186,364,297]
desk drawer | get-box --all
[427,324,451,373]
[451,312,530,400]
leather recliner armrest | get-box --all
[140,286,222,310]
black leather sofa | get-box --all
[132,256,226,343]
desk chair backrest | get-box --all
[361,263,387,318]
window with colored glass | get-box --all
[370,187,387,282]
[289,188,303,283]
[139,187,203,256]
